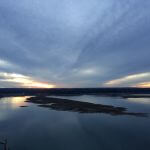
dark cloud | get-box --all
[0,0,150,87]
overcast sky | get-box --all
[0,0,150,88]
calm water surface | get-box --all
[0,95,150,150]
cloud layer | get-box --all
[0,0,150,87]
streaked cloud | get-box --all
[0,59,16,69]
[0,0,150,87]
[104,73,150,87]
[0,59,10,67]
[0,72,55,88]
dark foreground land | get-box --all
[0,88,150,98]
[25,96,148,117]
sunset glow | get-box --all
[136,82,150,88]
[24,82,55,88]
[0,72,55,88]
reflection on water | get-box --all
[1,97,28,108]
[10,97,28,108]
[0,95,150,150]
[128,98,150,104]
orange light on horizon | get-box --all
[4,78,55,88]
[0,72,56,88]
[135,82,150,88]
[24,82,55,88]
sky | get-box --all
[0,0,150,88]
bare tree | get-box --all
[0,139,9,150]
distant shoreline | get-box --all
[0,88,150,98]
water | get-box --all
[0,95,150,150]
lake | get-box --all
[0,95,150,150]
